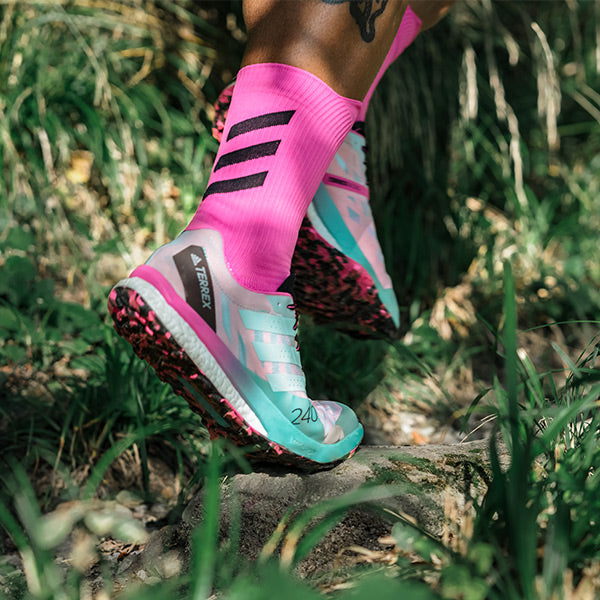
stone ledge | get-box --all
[117,439,508,585]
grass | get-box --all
[2,0,600,598]
[3,271,600,598]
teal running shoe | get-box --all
[108,228,363,467]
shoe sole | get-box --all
[293,217,399,340]
[108,281,361,470]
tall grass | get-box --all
[3,295,600,599]
[2,0,600,598]
[383,265,600,599]
[0,0,231,288]
[0,0,240,503]
[370,0,600,317]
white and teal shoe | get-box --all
[108,228,363,467]
[292,124,400,339]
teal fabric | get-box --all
[253,340,302,368]
[240,309,295,335]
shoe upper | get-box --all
[308,129,400,327]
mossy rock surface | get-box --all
[118,440,508,585]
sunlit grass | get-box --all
[2,0,600,598]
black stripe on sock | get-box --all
[227,110,295,140]
[214,140,281,172]
[203,171,268,198]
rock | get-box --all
[116,440,507,585]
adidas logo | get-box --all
[203,110,295,199]
[173,246,216,331]
[191,253,212,311]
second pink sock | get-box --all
[358,5,422,121]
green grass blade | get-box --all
[190,443,222,600]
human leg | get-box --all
[210,2,455,339]
[241,0,409,100]
[109,1,410,466]
[410,0,455,32]
[291,1,455,336]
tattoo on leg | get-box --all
[321,0,389,43]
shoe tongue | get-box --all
[277,274,295,296]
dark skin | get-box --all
[242,0,455,100]
[412,0,456,32]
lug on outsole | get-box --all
[292,218,399,341]
[107,287,355,470]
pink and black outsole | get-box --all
[292,218,399,340]
[107,286,357,471]
[212,83,233,143]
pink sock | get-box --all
[358,5,422,121]
[188,63,360,293]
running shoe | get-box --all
[108,228,363,467]
[213,84,400,340]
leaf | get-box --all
[81,326,107,344]
[0,307,19,333]
[340,573,440,600]
[36,505,85,549]
[441,564,488,600]
[467,542,494,575]
[5,228,35,251]
[59,339,90,356]
[84,510,148,544]
[0,256,37,305]
[2,256,36,282]
[391,521,443,562]
[69,354,105,375]
[56,302,101,332]
[2,345,27,364]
